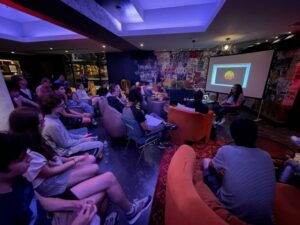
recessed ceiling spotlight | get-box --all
[102,45,106,49]
[265,40,269,42]
[49,47,53,50]
[272,39,281,44]
[223,44,230,50]
[65,50,69,53]
[274,36,279,39]
[11,51,15,54]
[255,42,261,45]
[288,31,292,34]
[285,34,295,40]
[140,43,144,47]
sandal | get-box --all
[104,211,118,225]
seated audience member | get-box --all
[122,88,174,148]
[7,81,39,108]
[185,90,209,114]
[0,133,33,225]
[76,73,89,90]
[202,118,276,225]
[152,83,168,101]
[141,82,153,97]
[54,74,70,89]
[76,83,102,109]
[66,88,95,117]
[0,132,125,225]
[115,84,127,104]
[107,84,125,113]
[279,136,300,185]
[15,76,35,101]
[9,107,99,197]
[38,94,102,156]
[36,77,53,98]
[214,84,244,125]
[52,83,92,128]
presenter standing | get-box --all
[214,84,244,125]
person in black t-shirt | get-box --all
[122,88,175,148]
[107,84,125,113]
[186,90,209,114]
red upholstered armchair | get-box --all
[168,106,213,145]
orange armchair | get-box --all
[168,106,213,145]
[165,145,228,225]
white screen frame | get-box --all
[205,50,274,99]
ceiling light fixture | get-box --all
[222,37,231,51]
[272,39,281,44]
[274,36,279,39]
[102,45,106,49]
[285,34,295,40]
[140,43,144,47]
[49,47,53,50]
[255,42,261,45]
[265,40,269,42]
[288,31,292,34]
[11,51,15,54]
[65,50,69,53]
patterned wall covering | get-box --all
[135,49,221,89]
[258,49,300,122]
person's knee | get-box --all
[87,155,96,164]
[103,172,117,185]
[82,117,91,124]
[89,163,100,174]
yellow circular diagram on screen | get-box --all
[224,70,234,80]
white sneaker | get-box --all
[218,118,226,125]
[127,196,152,224]
[291,136,300,147]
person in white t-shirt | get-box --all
[202,118,275,224]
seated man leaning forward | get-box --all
[122,88,175,148]
[185,90,209,114]
[202,118,276,225]
[39,94,103,157]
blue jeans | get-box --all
[214,105,236,121]
[203,167,222,195]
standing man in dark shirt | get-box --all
[186,90,209,114]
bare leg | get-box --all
[75,155,96,167]
[67,164,99,187]
[84,192,106,206]
[70,172,132,212]
[82,117,91,126]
